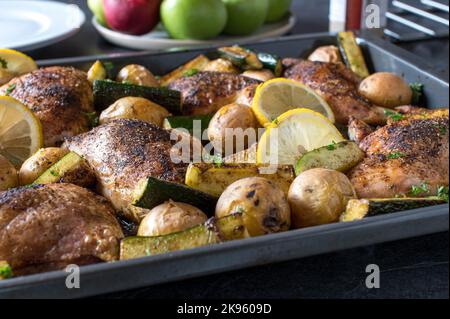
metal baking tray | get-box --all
[0,31,448,298]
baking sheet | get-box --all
[0,31,448,298]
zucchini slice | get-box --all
[340,197,446,222]
[257,52,283,77]
[295,141,365,176]
[218,46,263,70]
[218,46,282,76]
[133,177,218,215]
[163,115,213,135]
[120,213,248,260]
[160,55,210,86]
[337,31,370,78]
[93,80,182,114]
[33,152,96,188]
[185,163,295,197]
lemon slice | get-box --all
[0,49,37,76]
[252,78,335,126]
[0,96,43,168]
[257,108,344,166]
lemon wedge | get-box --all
[0,96,43,168]
[252,78,335,126]
[256,108,344,166]
[0,49,37,75]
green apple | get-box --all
[222,0,269,36]
[88,0,108,26]
[161,0,227,40]
[266,0,292,23]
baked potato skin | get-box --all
[19,148,69,186]
[359,72,413,108]
[0,155,18,191]
[203,59,240,74]
[99,97,170,127]
[242,69,275,82]
[215,177,291,236]
[288,168,357,228]
[308,45,343,64]
[138,201,208,237]
[208,103,259,155]
[116,64,160,87]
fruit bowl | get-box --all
[92,14,296,51]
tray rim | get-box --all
[1,31,449,297]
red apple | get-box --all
[103,0,161,35]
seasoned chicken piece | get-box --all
[283,59,386,125]
[168,72,260,115]
[349,109,449,198]
[0,183,123,275]
[63,119,189,222]
[0,67,94,146]
[348,116,375,145]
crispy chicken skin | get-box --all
[349,109,449,198]
[0,66,94,146]
[283,59,386,125]
[63,119,189,222]
[348,116,375,145]
[0,183,123,275]
[168,71,260,115]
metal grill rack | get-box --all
[385,0,449,41]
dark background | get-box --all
[25,0,449,298]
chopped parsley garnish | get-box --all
[326,141,338,151]
[0,262,13,279]
[184,68,199,77]
[387,152,404,159]
[410,83,424,105]
[235,206,246,214]
[204,154,224,168]
[410,183,430,196]
[5,83,16,95]
[384,109,404,122]
[50,170,59,177]
[83,111,99,129]
[433,124,447,136]
[0,57,7,69]
[437,186,449,203]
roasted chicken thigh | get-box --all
[168,71,260,115]
[63,119,189,222]
[349,109,449,198]
[0,183,123,275]
[283,59,386,125]
[0,66,94,146]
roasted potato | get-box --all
[359,72,413,108]
[308,45,343,64]
[215,177,291,236]
[208,103,259,155]
[116,64,159,87]
[18,148,69,185]
[288,168,357,228]
[203,59,239,74]
[242,69,275,82]
[138,201,208,237]
[100,97,171,127]
[0,155,18,191]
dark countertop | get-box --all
[25,0,449,299]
